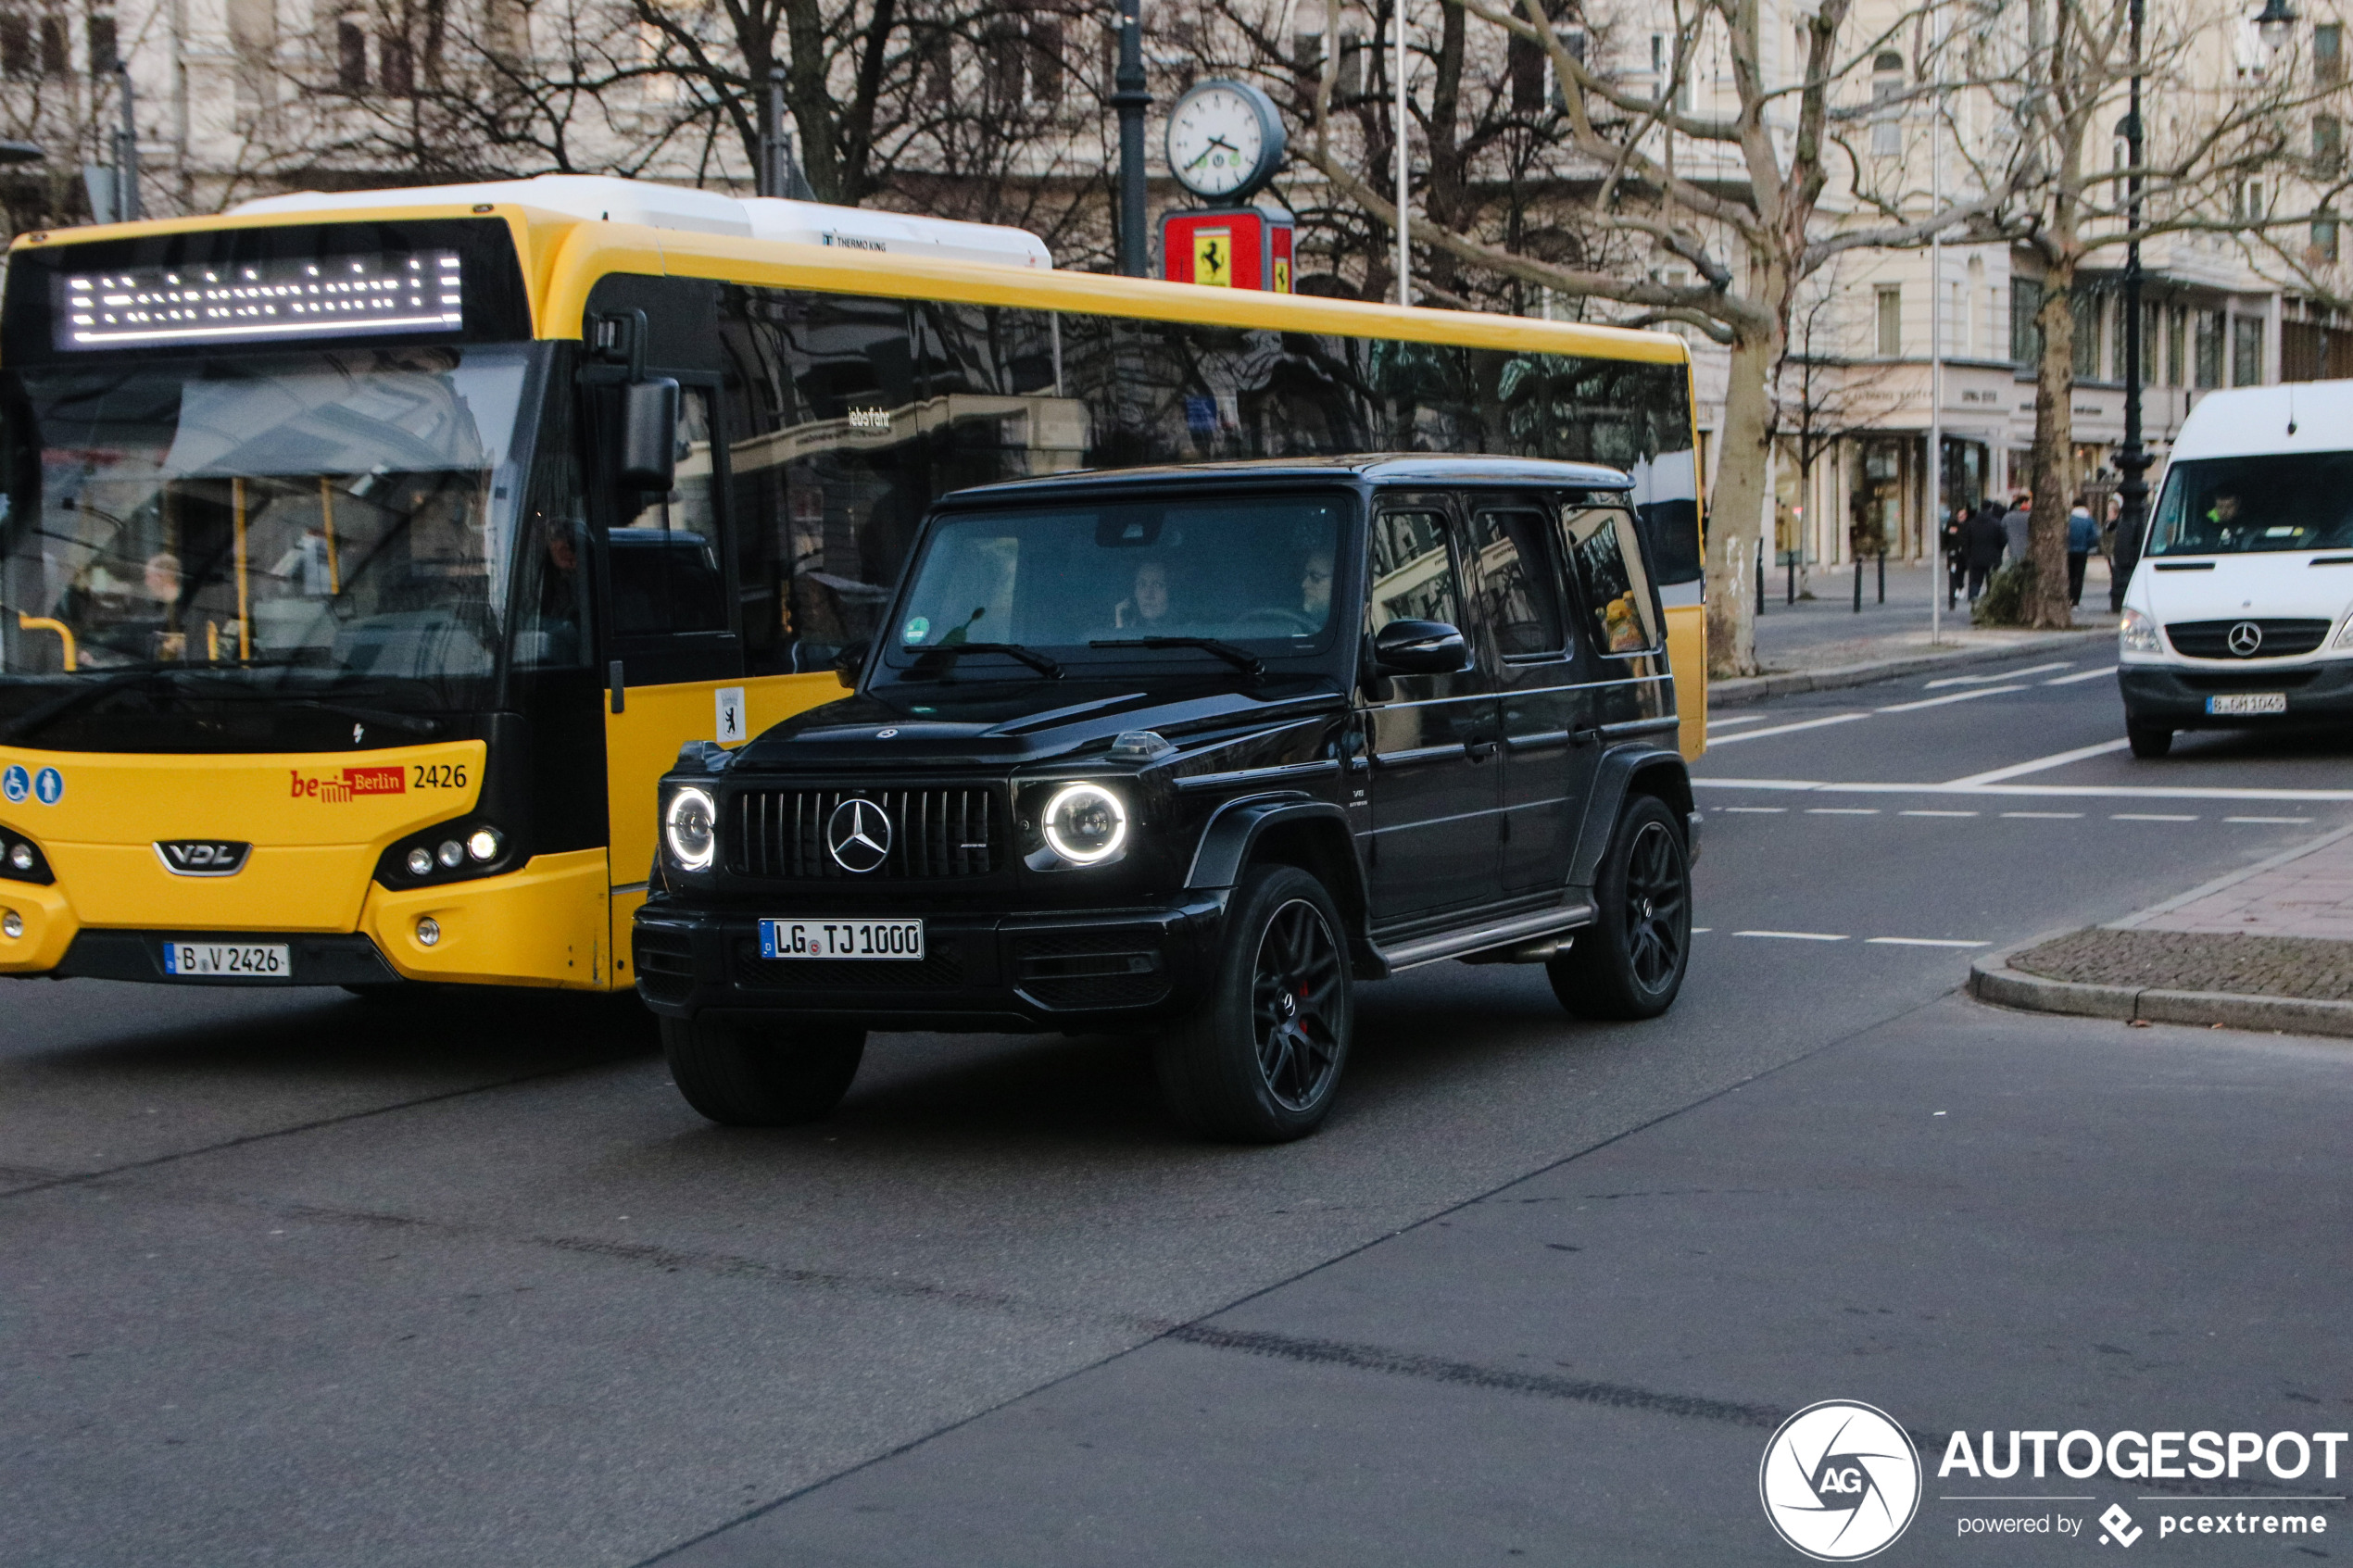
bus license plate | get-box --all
[2207,693,2287,715]
[161,941,292,978]
[759,920,925,960]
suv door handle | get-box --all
[1463,739,1497,761]
[1569,725,1603,747]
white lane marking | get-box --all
[1692,777,2353,802]
[1876,685,2029,713]
[1735,929,1850,941]
[2045,665,2120,685]
[1705,713,1774,731]
[2226,815,2314,823]
[1945,737,2133,785]
[2003,810,2084,819]
[1692,927,1712,933]
[1900,809,1980,817]
[1705,712,1872,746]
[1923,661,2071,689]
[1866,936,1990,947]
[1806,807,1881,815]
[1720,806,1787,813]
[2112,812,2197,822]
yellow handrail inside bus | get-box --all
[320,477,342,596]
[233,477,251,660]
[17,613,75,671]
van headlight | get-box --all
[2334,611,2353,650]
[2120,608,2162,655]
[663,784,718,872]
[1041,783,1127,865]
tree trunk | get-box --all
[2026,266,2078,629]
[1706,324,1780,677]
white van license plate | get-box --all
[758,920,925,960]
[161,942,292,978]
[2207,693,2287,715]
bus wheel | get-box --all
[2127,721,2173,759]
[1154,864,1353,1143]
[1548,795,1692,1021]
[661,1014,865,1127]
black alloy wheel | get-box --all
[1156,863,1354,1142]
[1549,794,1692,1021]
[1252,897,1348,1112]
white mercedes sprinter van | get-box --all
[2118,380,2353,757]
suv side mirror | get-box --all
[833,638,871,688]
[618,377,680,493]
[1372,619,1468,675]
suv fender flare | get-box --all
[1567,746,1698,887]
[1184,793,1371,957]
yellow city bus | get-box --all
[0,175,1701,995]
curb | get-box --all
[1966,937,2353,1039]
[1712,630,2114,708]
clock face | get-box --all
[1167,82,1272,199]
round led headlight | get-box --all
[466,827,502,862]
[1042,783,1127,865]
[405,846,434,877]
[7,843,31,872]
[664,785,718,872]
[437,839,464,870]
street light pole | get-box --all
[1394,0,1411,304]
[115,63,139,222]
[2111,0,2148,613]
[1113,0,1151,278]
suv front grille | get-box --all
[2165,619,2332,659]
[728,786,1004,880]
[731,938,966,989]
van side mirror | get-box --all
[618,378,680,493]
[1372,619,1469,675]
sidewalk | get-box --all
[1716,559,2121,707]
[1969,825,2353,1035]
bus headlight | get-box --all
[2120,608,2162,655]
[664,785,718,872]
[1042,783,1127,865]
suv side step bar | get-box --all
[1376,902,1597,973]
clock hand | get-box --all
[1182,134,1244,171]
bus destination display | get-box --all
[56,250,465,350]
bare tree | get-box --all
[1769,261,1902,600]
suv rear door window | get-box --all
[1468,508,1567,657]
[1561,503,1660,655]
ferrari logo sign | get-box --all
[1193,229,1233,287]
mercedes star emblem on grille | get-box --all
[154,840,253,876]
[825,797,892,872]
[2227,621,2265,657]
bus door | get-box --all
[593,370,744,937]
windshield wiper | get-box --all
[0,666,172,745]
[277,698,441,738]
[1090,636,1266,682]
[909,642,1063,679]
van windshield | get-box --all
[2148,454,2353,556]
[887,494,1350,672]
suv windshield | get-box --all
[887,494,1349,672]
[0,344,542,741]
[2148,453,2353,556]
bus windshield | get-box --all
[0,344,544,744]
[2147,453,2353,556]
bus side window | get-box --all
[610,386,727,636]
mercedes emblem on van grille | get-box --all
[2228,621,2265,657]
[825,798,893,873]
[155,840,253,876]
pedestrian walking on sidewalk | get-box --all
[2067,496,2099,607]
[1967,501,2011,600]
[2000,493,2032,565]
[1943,506,1970,609]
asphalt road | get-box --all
[6,652,2350,1567]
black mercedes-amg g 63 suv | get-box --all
[635,458,1698,1141]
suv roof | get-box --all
[945,455,1636,503]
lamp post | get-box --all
[1113,0,1151,278]
[2109,1,2146,613]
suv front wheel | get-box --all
[1156,863,1353,1142]
[662,1014,866,1126]
[1549,794,1692,1020]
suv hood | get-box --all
[731,681,1349,771]
[2136,555,2353,629]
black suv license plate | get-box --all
[758,920,925,960]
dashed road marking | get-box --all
[1924,661,2071,689]
[1901,809,1980,817]
[1735,930,1849,941]
[1877,685,2029,714]
[1705,713,1774,732]
[1865,936,1990,947]
[1704,712,1871,746]
[1805,808,1881,815]
[2044,665,2120,685]
[2227,815,2314,824]
[2112,813,2196,822]
[2002,810,2084,819]
[1720,806,1786,813]
[1946,737,2134,785]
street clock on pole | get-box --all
[1164,80,1286,201]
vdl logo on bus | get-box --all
[289,766,406,803]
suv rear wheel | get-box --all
[1549,795,1692,1021]
[1155,863,1353,1142]
[662,1014,865,1126]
